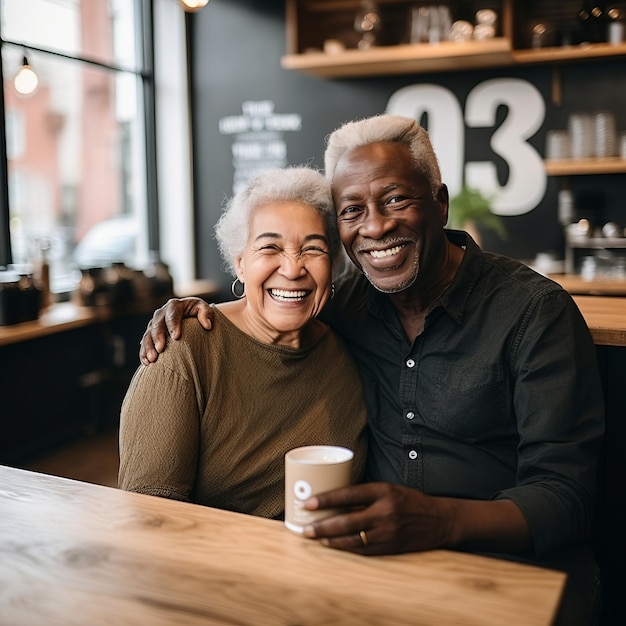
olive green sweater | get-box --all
[118,309,367,519]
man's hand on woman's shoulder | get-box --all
[139,297,213,365]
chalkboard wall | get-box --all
[189,0,626,293]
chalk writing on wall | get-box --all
[219,100,302,194]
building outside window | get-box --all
[0,0,153,294]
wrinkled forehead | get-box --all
[331,142,428,196]
[333,141,410,172]
[250,199,326,228]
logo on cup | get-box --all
[293,479,312,500]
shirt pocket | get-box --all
[417,362,509,441]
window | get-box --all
[0,0,154,294]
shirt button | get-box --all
[408,450,418,460]
[406,411,415,420]
[406,359,415,368]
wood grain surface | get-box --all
[550,274,626,297]
[573,295,626,346]
[0,466,565,626]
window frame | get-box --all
[0,0,160,282]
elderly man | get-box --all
[140,115,604,625]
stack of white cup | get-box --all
[566,111,617,159]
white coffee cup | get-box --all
[284,445,353,534]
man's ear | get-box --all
[437,184,450,225]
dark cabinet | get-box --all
[0,310,151,465]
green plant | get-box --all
[448,185,507,240]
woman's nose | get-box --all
[279,252,306,279]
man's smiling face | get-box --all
[332,141,448,294]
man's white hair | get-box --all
[324,114,442,194]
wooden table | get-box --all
[0,466,565,626]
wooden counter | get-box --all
[3,275,625,348]
[0,279,219,347]
[543,275,626,347]
[549,274,626,297]
[0,465,566,626]
[572,296,626,347]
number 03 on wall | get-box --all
[386,78,547,217]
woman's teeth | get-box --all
[269,289,308,301]
[369,245,403,259]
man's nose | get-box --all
[359,208,396,239]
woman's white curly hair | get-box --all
[214,166,341,276]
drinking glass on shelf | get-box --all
[476,8,497,26]
[568,113,594,159]
[620,132,626,159]
[354,0,381,49]
[409,5,451,44]
[449,20,474,42]
[531,23,549,48]
[474,8,497,40]
[435,5,452,42]
[581,256,598,281]
[593,110,617,158]
[409,5,430,43]
[546,130,571,160]
[608,8,624,44]
[613,257,626,279]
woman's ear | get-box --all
[235,257,245,283]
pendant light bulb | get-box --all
[180,0,209,13]
[14,56,39,96]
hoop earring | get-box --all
[331,283,335,299]
[231,278,245,299]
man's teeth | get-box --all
[369,245,403,259]
[269,289,308,301]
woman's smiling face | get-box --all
[235,200,333,343]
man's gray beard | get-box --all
[362,256,419,294]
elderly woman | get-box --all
[118,167,367,518]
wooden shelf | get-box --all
[282,40,626,78]
[513,42,626,65]
[283,0,626,79]
[281,39,513,78]
[544,158,626,176]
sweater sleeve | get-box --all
[118,348,201,502]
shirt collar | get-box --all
[366,229,484,325]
